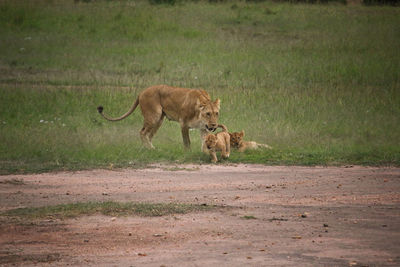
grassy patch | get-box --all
[1,201,216,220]
[241,215,258,220]
[162,166,201,171]
[0,178,25,185]
[0,1,399,172]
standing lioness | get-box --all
[97,85,220,150]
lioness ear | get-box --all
[214,98,220,110]
[196,99,206,110]
[240,130,245,137]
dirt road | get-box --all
[1,164,399,266]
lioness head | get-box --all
[199,99,220,132]
[229,130,244,148]
[205,134,218,150]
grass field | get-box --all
[0,0,399,173]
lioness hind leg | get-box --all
[140,116,164,149]
[140,115,165,149]
[149,114,165,140]
[140,126,155,149]
[139,102,164,149]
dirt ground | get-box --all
[0,164,399,267]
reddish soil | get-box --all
[0,164,399,266]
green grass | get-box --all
[0,0,399,173]
[241,215,258,220]
[1,201,215,220]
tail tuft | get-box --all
[97,106,104,114]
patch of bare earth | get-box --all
[1,164,399,266]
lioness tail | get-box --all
[97,97,139,122]
[218,124,228,132]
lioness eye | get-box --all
[216,112,219,116]
[206,112,211,116]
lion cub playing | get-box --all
[229,130,272,152]
[204,125,230,163]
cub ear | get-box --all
[214,98,220,109]
[240,130,245,137]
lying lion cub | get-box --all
[229,130,272,152]
[204,125,230,163]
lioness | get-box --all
[229,130,272,152]
[97,85,220,150]
[204,129,230,163]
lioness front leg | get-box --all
[181,126,191,151]
[200,129,209,153]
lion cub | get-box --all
[204,125,230,163]
[229,130,272,152]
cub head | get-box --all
[199,98,220,132]
[205,134,218,150]
[229,130,245,148]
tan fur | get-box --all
[229,130,272,152]
[98,85,220,150]
[204,131,230,163]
